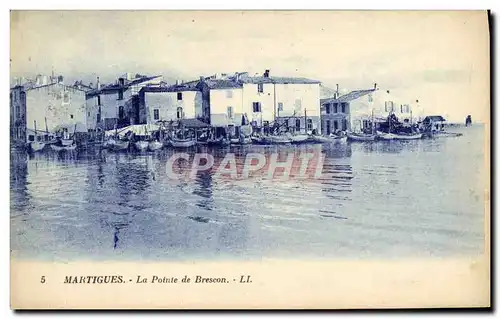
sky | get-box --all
[10,10,490,123]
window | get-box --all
[342,119,347,131]
[295,119,301,131]
[227,106,234,119]
[278,102,283,112]
[294,99,302,113]
[307,119,313,131]
[333,120,339,131]
[97,113,101,123]
[257,83,264,93]
[88,112,91,117]
[226,90,233,98]
[341,103,347,113]
[118,90,123,100]
[70,114,74,119]
[252,102,261,112]
[385,101,394,112]
[118,106,124,119]
[326,120,331,135]
[333,103,338,113]
[28,135,34,142]
[63,92,70,104]
[44,135,49,142]
[177,92,183,101]
[154,109,160,120]
[97,95,101,106]
[176,107,183,119]
[325,103,330,114]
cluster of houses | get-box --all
[10,70,425,144]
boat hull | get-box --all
[51,144,77,152]
[110,141,130,151]
[148,141,164,151]
[171,139,197,148]
[134,141,149,151]
[61,139,74,146]
[393,133,423,140]
[30,142,46,152]
[290,135,310,144]
[347,134,376,141]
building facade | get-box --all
[10,86,27,143]
[320,94,351,135]
[86,74,162,131]
[139,85,203,124]
[340,85,414,133]
[20,82,87,142]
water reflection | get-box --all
[10,126,486,260]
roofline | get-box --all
[24,82,86,92]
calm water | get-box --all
[10,126,486,261]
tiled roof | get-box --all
[321,89,375,104]
[127,75,162,86]
[24,82,86,92]
[240,76,320,84]
[140,85,199,93]
[205,79,243,89]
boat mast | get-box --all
[34,120,37,139]
[304,108,307,134]
[371,108,375,135]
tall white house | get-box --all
[339,85,415,132]
[199,71,321,133]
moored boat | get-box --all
[347,133,377,142]
[171,137,197,148]
[377,131,397,140]
[51,143,77,152]
[109,140,130,151]
[289,134,310,144]
[30,141,46,152]
[393,133,423,140]
[134,140,149,151]
[148,140,164,151]
[61,139,74,146]
[265,135,292,144]
[332,136,347,143]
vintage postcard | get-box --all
[9,10,490,309]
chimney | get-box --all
[96,77,101,90]
[57,75,64,84]
[176,79,180,86]
[263,69,270,78]
[374,83,377,90]
[335,84,339,98]
[235,73,240,82]
[199,76,205,82]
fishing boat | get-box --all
[265,135,292,144]
[30,141,46,152]
[171,137,197,148]
[134,140,149,151]
[332,136,348,143]
[347,133,377,142]
[103,138,116,149]
[289,134,310,144]
[230,136,252,145]
[51,143,77,152]
[109,140,130,151]
[377,131,397,140]
[61,138,74,146]
[148,140,164,151]
[393,133,423,140]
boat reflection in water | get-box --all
[10,126,485,261]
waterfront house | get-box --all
[10,76,87,144]
[138,82,204,125]
[239,70,321,134]
[337,84,412,133]
[86,73,162,131]
[320,84,350,135]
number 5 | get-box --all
[40,276,45,283]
